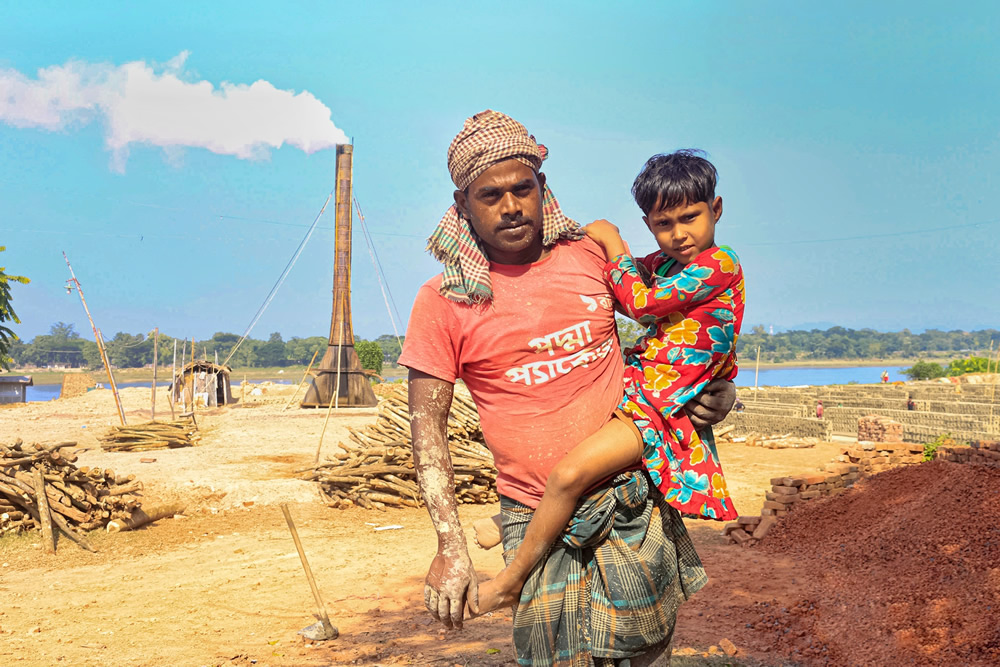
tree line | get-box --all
[6,323,404,375]
[734,326,999,362]
[616,321,998,363]
[8,321,1000,373]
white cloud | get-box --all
[0,52,348,172]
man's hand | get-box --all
[409,369,477,629]
[584,220,629,259]
[685,378,736,429]
[424,545,479,629]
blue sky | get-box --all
[2,1,998,345]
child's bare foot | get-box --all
[475,571,521,615]
[473,514,503,550]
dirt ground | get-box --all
[0,383,922,666]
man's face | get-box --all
[454,159,547,265]
[643,196,723,265]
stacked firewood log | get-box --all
[99,419,199,452]
[0,439,144,549]
[299,383,498,511]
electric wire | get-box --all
[353,195,405,351]
[221,191,334,368]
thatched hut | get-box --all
[171,361,234,407]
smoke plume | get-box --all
[0,52,348,171]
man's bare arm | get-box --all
[685,378,736,429]
[409,369,478,629]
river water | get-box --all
[24,378,294,403]
[736,365,908,388]
[22,366,909,402]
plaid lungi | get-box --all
[500,471,707,666]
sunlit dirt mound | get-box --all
[755,461,1000,666]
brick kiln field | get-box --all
[1,382,998,666]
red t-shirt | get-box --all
[398,238,625,507]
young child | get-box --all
[475,149,745,613]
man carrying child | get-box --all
[400,110,734,666]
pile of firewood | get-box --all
[299,383,498,511]
[99,419,199,452]
[0,439,144,550]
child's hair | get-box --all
[632,149,718,215]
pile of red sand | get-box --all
[753,461,1000,665]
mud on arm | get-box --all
[408,369,478,629]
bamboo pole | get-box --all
[151,328,159,421]
[63,252,127,426]
[754,345,761,400]
[214,350,220,407]
[180,339,188,412]
[191,337,197,416]
[33,467,56,554]
[170,339,177,420]
[991,343,999,428]
[98,329,127,425]
[334,313,344,410]
[284,349,320,411]
[315,312,345,463]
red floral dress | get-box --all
[605,245,745,520]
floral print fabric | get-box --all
[605,246,745,520]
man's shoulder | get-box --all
[559,235,605,262]
[418,273,444,292]
[549,236,609,275]
[412,273,453,306]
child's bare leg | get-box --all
[477,418,641,614]
[472,513,503,549]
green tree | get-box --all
[285,336,328,365]
[81,340,102,368]
[255,332,287,367]
[21,322,87,368]
[104,332,148,368]
[201,332,241,363]
[49,322,80,340]
[946,356,994,376]
[375,334,404,365]
[355,340,383,374]
[0,249,29,370]
[615,317,646,350]
[901,360,946,380]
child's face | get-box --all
[643,196,722,265]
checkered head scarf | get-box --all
[426,110,584,304]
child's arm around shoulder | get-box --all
[583,219,629,259]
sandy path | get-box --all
[1,384,854,666]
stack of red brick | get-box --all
[858,415,903,442]
[936,440,1000,465]
[836,441,924,474]
[724,463,860,546]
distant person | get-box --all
[816,399,824,419]
[881,369,890,383]
[734,396,745,412]
[907,396,916,411]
